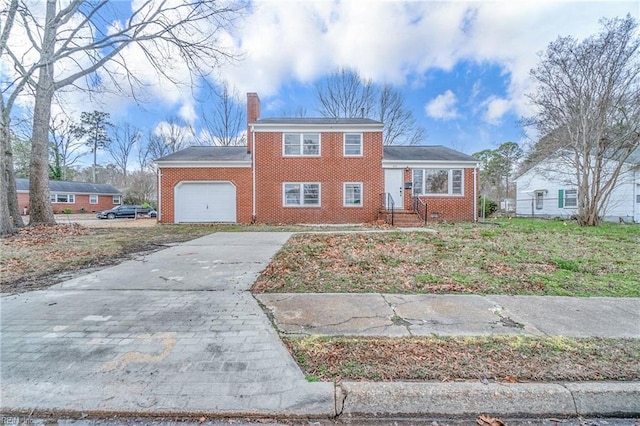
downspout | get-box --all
[473,165,478,222]
[157,169,162,222]
[251,125,256,223]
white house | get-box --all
[514,151,640,223]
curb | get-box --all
[335,381,640,418]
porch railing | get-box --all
[380,192,395,226]
[413,196,428,226]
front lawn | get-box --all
[287,335,640,382]
[253,219,640,297]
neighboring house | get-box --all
[514,152,640,223]
[155,93,479,224]
[16,178,122,215]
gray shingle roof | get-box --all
[16,178,121,194]
[254,117,383,125]
[383,146,478,162]
[155,146,251,162]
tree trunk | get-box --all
[1,115,24,234]
[28,0,57,226]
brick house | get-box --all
[156,93,479,224]
[17,178,122,215]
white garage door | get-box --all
[175,181,236,223]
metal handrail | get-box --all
[380,192,395,225]
[413,196,428,226]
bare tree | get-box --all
[108,122,140,185]
[124,170,156,205]
[1,0,246,229]
[316,70,425,145]
[378,84,425,145]
[197,81,246,146]
[317,68,376,119]
[0,0,23,233]
[49,115,84,180]
[528,15,640,226]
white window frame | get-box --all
[283,182,321,207]
[89,194,98,204]
[343,182,363,207]
[343,133,363,157]
[412,169,464,196]
[564,189,577,208]
[282,133,321,157]
[50,193,75,204]
[113,195,122,205]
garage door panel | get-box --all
[175,182,236,223]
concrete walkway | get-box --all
[256,293,640,338]
[2,231,639,419]
[1,232,334,416]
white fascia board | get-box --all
[156,161,252,168]
[251,123,384,133]
[383,160,479,169]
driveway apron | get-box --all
[1,232,334,416]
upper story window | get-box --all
[50,193,75,203]
[412,169,463,196]
[344,134,362,156]
[283,133,320,156]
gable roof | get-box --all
[155,146,251,162]
[16,178,121,195]
[383,146,478,163]
[251,117,384,132]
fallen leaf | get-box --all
[476,414,505,426]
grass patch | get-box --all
[285,335,640,382]
[1,222,375,293]
[253,219,640,297]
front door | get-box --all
[384,169,404,209]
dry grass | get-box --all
[287,335,640,383]
[253,219,640,297]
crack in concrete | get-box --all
[381,294,413,336]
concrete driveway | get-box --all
[1,232,334,416]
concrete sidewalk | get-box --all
[256,293,640,338]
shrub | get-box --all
[478,196,498,218]
[62,208,72,214]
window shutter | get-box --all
[558,189,564,208]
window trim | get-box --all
[89,194,98,204]
[412,168,464,196]
[343,133,363,157]
[343,182,363,207]
[562,189,577,208]
[535,191,544,210]
[282,182,321,207]
[50,193,75,204]
[113,195,122,205]
[282,133,321,157]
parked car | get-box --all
[96,205,155,219]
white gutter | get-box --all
[473,166,478,222]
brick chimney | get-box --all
[247,92,260,154]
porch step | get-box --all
[379,210,425,227]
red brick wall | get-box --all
[17,192,121,214]
[403,168,477,222]
[254,131,384,224]
[158,168,253,223]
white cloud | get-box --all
[483,96,511,124]
[425,90,459,120]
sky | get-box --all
[4,0,639,167]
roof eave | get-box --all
[251,122,384,132]
[383,159,480,168]
[156,160,252,168]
